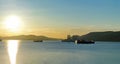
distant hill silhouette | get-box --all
[1,35,58,40]
[62,31,120,42]
[1,31,120,41]
[80,31,120,41]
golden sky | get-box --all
[0,0,120,38]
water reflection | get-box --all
[7,40,19,64]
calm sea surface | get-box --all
[0,40,120,64]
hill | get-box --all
[80,31,120,41]
[1,35,58,40]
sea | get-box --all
[0,40,120,64]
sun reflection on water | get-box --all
[7,40,19,64]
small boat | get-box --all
[34,40,43,42]
[75,40,95,44]
[61,39,74,42]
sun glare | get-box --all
[3,15,22,32]
[7,40,19,64]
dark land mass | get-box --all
[1,35,59,40]
[80,31,120,41]
[63,31,120,42]
[1,31,120,41]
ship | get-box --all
[33,40,43,42]
[61,39,74,42]
[75,40,95,44]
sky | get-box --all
[0,0,120,38]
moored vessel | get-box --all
[75,40,95,44]
[34,40,43,42]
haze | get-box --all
[0,0,120,38]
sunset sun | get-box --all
[3,15,22,32]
